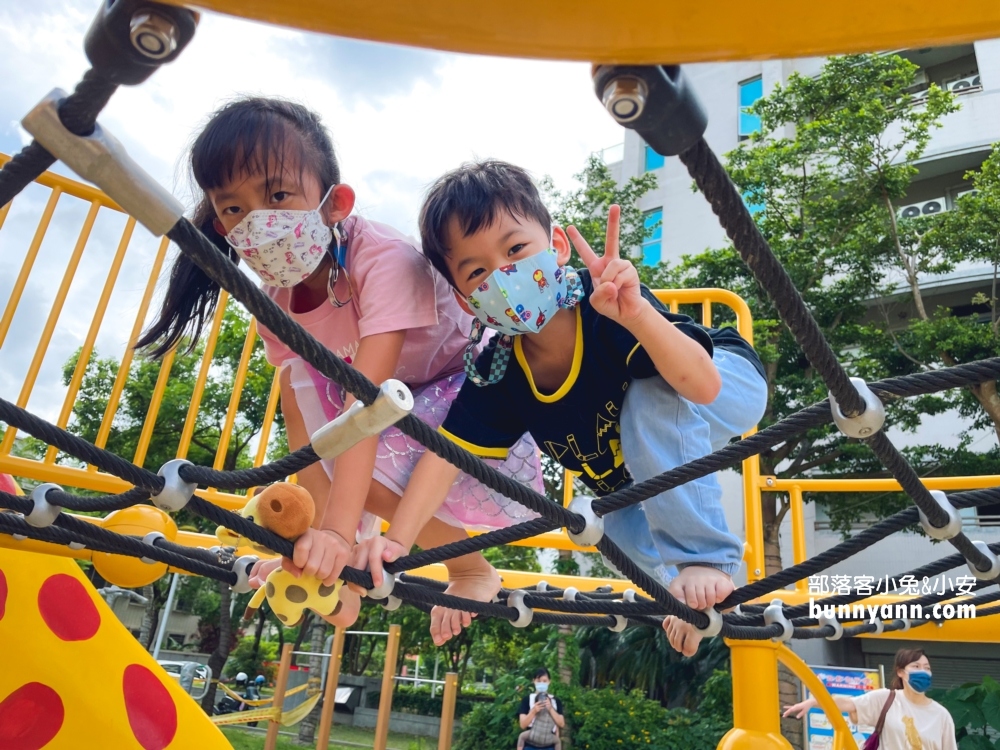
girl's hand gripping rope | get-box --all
[348,535,408,595]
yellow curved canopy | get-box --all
[169,0,1000,63]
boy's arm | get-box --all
[566,205,720,405]
[621,303,720,404]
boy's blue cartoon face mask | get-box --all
[466,248,576,336]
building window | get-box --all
[743,190,765,217]
[642,209,663,266]
[644,143,665,172]
[739,76,763,141]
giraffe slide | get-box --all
[0,476,230,749]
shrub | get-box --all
[224,637,278,681]
[366,684,495,719]
[929,675,1000,747]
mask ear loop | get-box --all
[327,223,356,309]
[463,319,512,387]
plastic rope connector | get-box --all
[366,573,396,601]
[311,380,413,461]
[870,617,885,636]
[818,612,843,641]
[12,533,27,541]
[382,595,402,612]
[151,459,196,512]
[140,531,166,564]
[507,590,533,628]
[536,581,549,593]
[830,377,885,439]
[692,607,723,639]
[608,615,628,633]
[622,588,637,603]
[565,497,604,548]
[22,90,187,237]
[231,555,259,595]
[918,490,962,541]
[898,618,912,633]
[26,483,62,528]
[966,540,1000,581]
[562,587,579,602]
[763,599,793,642]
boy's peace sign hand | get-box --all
[567,205,647,326]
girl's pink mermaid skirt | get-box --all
[287,360,543,536]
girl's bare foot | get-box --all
[662,615,701,657]
[320,588,361,628]
[429,565,502,646]
[668,566,734,610]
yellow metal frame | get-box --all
[160,0,1000,66]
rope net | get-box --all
[2,40,1000,644]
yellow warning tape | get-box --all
[279,692,322,726]
[210,707,279,726]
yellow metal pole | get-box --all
[212,318,258,470]
[132,350,176,467]
[265,643,294,750]
[175,291,229,459]
[253,368,283,468]
[776,645,857,750]
[562,469,574,507]
[0,187,62,351]
[790,486,808,594]
[743,452,765,582]
[763,475,1000,492]
[717,639,793,750]
[0,199,100,453]
[437,672,459,750]
[316,626,346,750]
[0,199,12,232]
[702,298,713,327]
[374,624,401,750]
[92,235,171,456]
[46,216,136,463]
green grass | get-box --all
[220,724,430,750]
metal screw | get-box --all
[130,11,178,60]
[766,477,775,487]
[754,568,761,576]
[601,77,648,124]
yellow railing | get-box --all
[0,156,761,555]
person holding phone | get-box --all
[517,668,565,750]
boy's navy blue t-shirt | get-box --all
[439,269,765,496]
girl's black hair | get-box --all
[136,97,341,357]
[533,668,551,680]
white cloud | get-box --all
[0,3,624,422]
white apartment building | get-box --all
[605,41,1000,685]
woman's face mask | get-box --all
[225,185,335,288]
[907,669,932,693]
[534,681,549,694]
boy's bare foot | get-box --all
[430,565,502,646]
[662,615,701,657]
[320,587,361,628]
[668,565,734,610]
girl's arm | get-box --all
[288,331,406,585]
[279,366,333,514]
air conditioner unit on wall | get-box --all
[897,197,947,219]
[946,74,981,92]
[955,189,979,201]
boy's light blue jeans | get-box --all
[602,349,768,586]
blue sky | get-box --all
[0,1,625,421]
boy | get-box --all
[351,161,767,653]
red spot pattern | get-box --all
[37,574,100,641]
[0,682,64,750]
[123,664,177,750]
[0,473,16,494]
[0,568,6,622]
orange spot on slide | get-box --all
[123,664,178,750]
[0,682,64,750]
[38,573,100,641]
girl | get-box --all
[138,97,543,635]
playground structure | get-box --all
[4,2,1000,749]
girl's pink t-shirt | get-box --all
[256,214,470,385]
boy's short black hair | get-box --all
[533,668,550,680]
[419,160,552,288]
